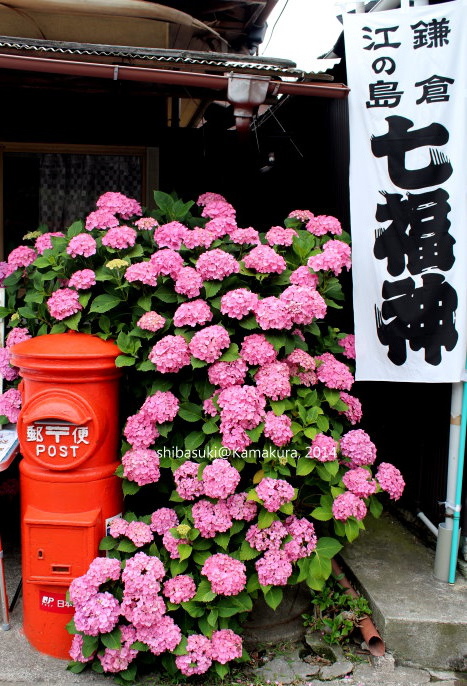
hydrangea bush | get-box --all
[0,191,404,682]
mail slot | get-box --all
[10,332,123,659]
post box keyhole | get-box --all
[37,549,44,559]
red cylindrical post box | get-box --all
[10,332,123,659]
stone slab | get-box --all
[341,513,467,670]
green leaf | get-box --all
[215,663,230,679]
[67,662,87,674]
[63,311,82,331]
[78,292,92,309]
[369,496,383,519]
[245,423,264,443]
[99,536,117,551]
[296,457,315,476]
[194,579,217,603]
[324,388,340,407]
[154,286,178,303]
[270,400,286,416]
[89,294,121,313]
[137,360,156,371]
[170,558,188,576]
[66,220,84,238]
[214,532,230,550]
[207,608,219,627]
[115,355,136,367]
[101,626,122,650]
[204,281,223,298]
[130,641,150,651]
[0,306,12,319]
[308,551,332,583]
[264,587,283,611]
[311,507,333,521]
[239,540,261,561]
[265,333,286,351]
[239,315,257,330]
[65,617,77,634]
[315,536,343,559]
[191,356,207,368]
[181,601,204,618]
[218,343,239,362]
[202,420,218,434]
[136,294,152,311]
[119,664,137,682]
[178,543,192,561]
[257,509,275,529]
[122,479,140,496]
[231,591,253,612]
[185,431,205,451]
[117,539,137,553]
[179,402,203,422]
[345,518,360,542]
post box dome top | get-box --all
[10,332,121,361]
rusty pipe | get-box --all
[331,559,385,657]
[0,52,349,99]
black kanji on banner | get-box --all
[375,274,458,366]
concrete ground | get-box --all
[1,514,467,685]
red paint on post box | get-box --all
[10,332,123,660]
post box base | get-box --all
[23,582,74,659]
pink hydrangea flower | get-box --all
[123,412,159,449]
[340,429,377,467]
[47,288,82,320]
[183,228,215,250]
[290,266,319,288]
[150,507,179,535]
[0,348,18,381]
[135,217,158,230]
[121,592,166,629]
[255,296,294,330]
[246,521,288,551]
[196,249,239,281]
[125,521,154,547]
[339,334,356,359]
[174,461,204,500]
[202,458,241,499]
[202,199,236,219]
[139,392,179,426]
[285,349,316,376]
[7,245,36,269]
[306,215,343,236]
[203,395,219,417]
[35,232,64,254]
[154,221,189,250]
[149,249,184,279]
[74,592,121,636]
[264,411,293,447]
[173,300,213,328]
[197,192,227,206]
[0,388,22,422]
[220,288,259,319]
[256,550,292,586]
[265,225,297,246]
[98,625,138,673]
[137,311,166,332]
[339,392,363,425]
[0,262,16,286]
[240,334,277,366]
[229,227,260,245]
[5,327,31,347]
[122,448,161,486]
[163,575,196,604]
[226,493,257,521]
[208,359,247,389]
[136,616,181,656]
[149,335,191,373]
[174,266,203,298]
[255,362,291,400]
[308,239,351,276]
[211,629,243,664]
[288,209,314,222]
[316,353,354,391]
[189,325,230,363]
[204,215,238,239]
[175,634,213,676]
[280,285,327,324]
[68,269,96,290]
[162,531,189,559]
[67,233,97,258]
[101,225,137,250]
[283,516,317,561]
[96,191,142,219]
[125,261,158,286]
[69,634,94,663]
[256,477,295,512]
[85,208,119,231]
[332,492,367,521]
[121,552,165,593]
[201,554,246,595]
[109,517,129,538]
[376,462,405,500]
[192,500,233,538]
[342,467,377,498]
[309,434,338,462]
[243,245,287,274]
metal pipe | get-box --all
[0,544,10,630]
[448,376,467,583]
[331,559,385,656]
[0,53,349,99]
[417,511,438,538]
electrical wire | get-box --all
[261,0,291,54]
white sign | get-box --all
[344,1,467,381]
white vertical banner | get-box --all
[344,1,467,382]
